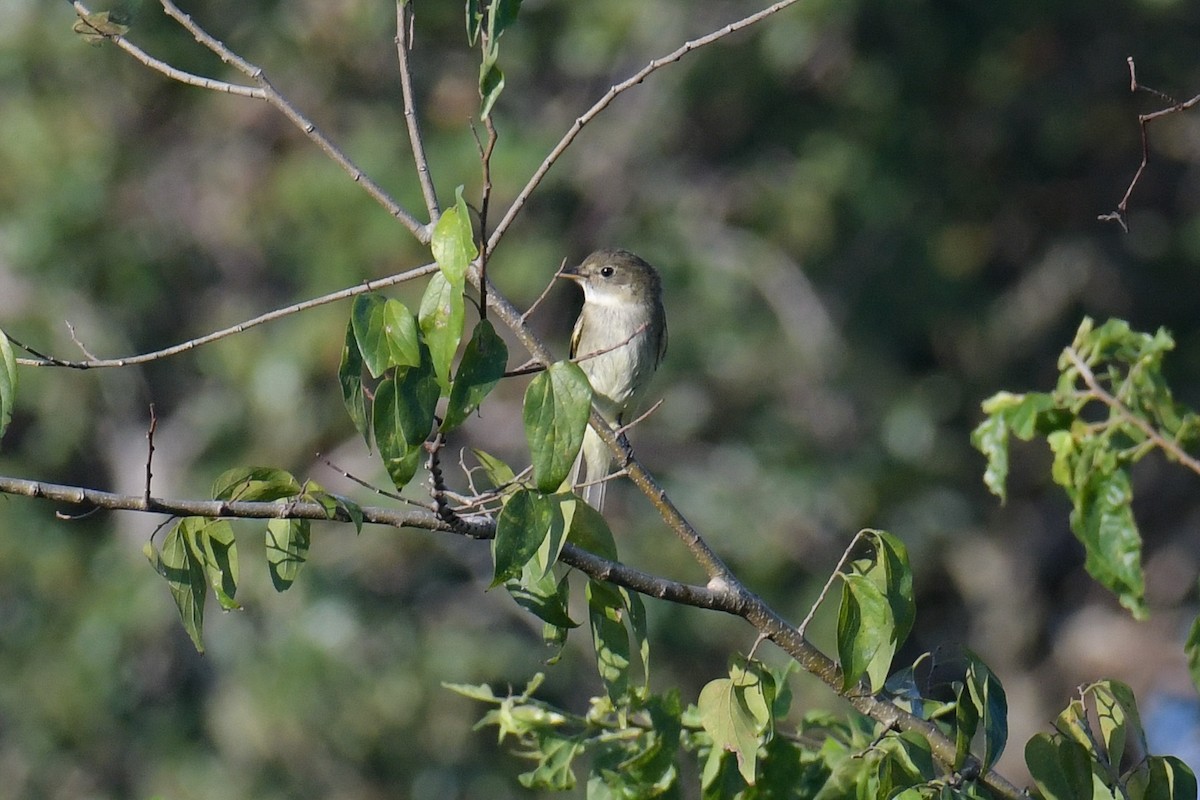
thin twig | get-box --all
[71,1,431,242]
[317,454,411,506]
[144,404,157,505]
[65,321,99,360]
[395,0,440,222]
[1064,346,1200,476]
[1099,56,1200,231]
[520,258,568,324]
[70,3,264,97]
[617,398,665,436]
[16,262,439,368]
[798,530,868,638]
[471,118,499,321]
[486,0,803,253]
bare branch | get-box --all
[71,1,431,242]
[395,0,440,222]
[16,262,439,368]
[1100,56,1200,231]
[144,404,157,505]
[71,2,264,97]
[487,0,804,252]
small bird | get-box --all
[560,249,668,510]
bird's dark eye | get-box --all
[600,266,615,278]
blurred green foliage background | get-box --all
[3,0,1200,797]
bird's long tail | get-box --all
[574,425,612,511]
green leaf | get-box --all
[493,489,552,586]
[471,448,517,489]
[587,579,631,703]
[698,660,773,786]
[338,320,369,443]
[372,350,440,490]
[72,10,129,44]
[564,496,617,561]
[418,271,466,393]
[266,518,310,591]
[1025,733,1094,800]
[1141,756,1198,800]
[441,680,498,703]
[1091,680,1146,777]
[480,61,505,120]
[212,466,302,502]
[443,319,508,432]
[970,412,1009,501]
[524,361,593,492]
[350,294,420,378]
[178,518,240,612]
[431,189,477,290]
[303,489,364,535]
[866,529,915,651]
[962,654,1008,772]
[145,522,207,653]
[506,565,577,629]
[517,734,585,791]
[0,329,15,446]
[836,571,894,692]
[1073,468,1147,619]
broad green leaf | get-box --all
[1074,468,1146,619]
[565,497,617,560]
[697,660,772,785]
[524,361,592,492]
[506,564,577,629]
[1025,734,1094,800]
[1140,756,1198,800]
[212,466,301,502]
[837,571,894,691]
[443,319,508,432]
[866,529,915,650]
[963,655,1008,772]
[0,329,15,446]
[1091,680,1146,776]
[178,518,240,611]
[145,522,207,652]
[587,579,631,703]
[618,585,651,689]
[418,271,465,392]
[472,448,517,489]
[266,518,310,591]
[338,321,369,443]
[430,189,477,289]
[372,351,440,490]
[350,294,421,378]
[493,489,552,586]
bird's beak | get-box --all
[558,262,583,281]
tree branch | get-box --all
[486,0,803,253]
[1064,345,1200,476]
[1099,56,1200,231]
[15,262,439,368]
[395,0,440,223]
[70,1,431,242]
